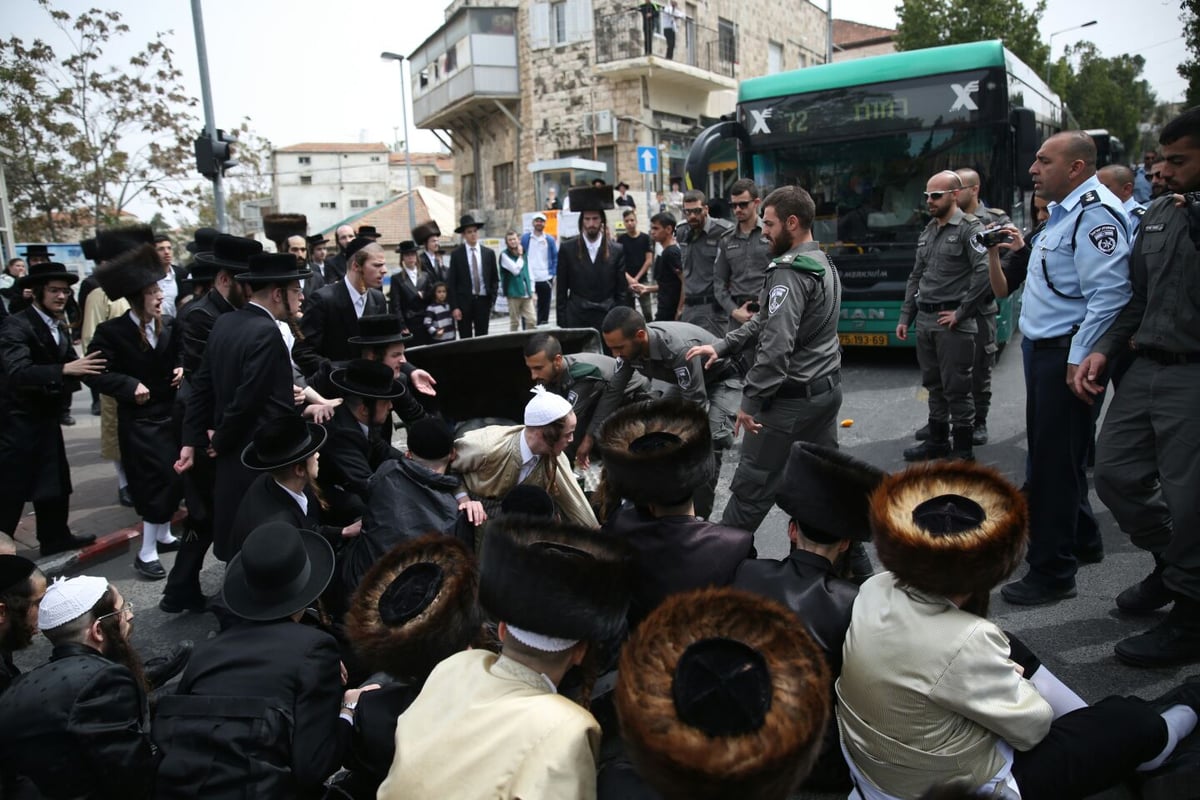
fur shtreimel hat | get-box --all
[478,515,632,643]
[616,587,831,800]
[776,443,885,543]
[870,461,1028,597]
[345,534,481,681]
[598,398,713,506]
[262,213,308,251]
[412,221,441,244]
[93,243,163,301]
[94,224,155,263]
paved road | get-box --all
[9,335,1189,799]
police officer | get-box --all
[1078,108,1200,665]
[896,170,989,461]
[585,308,742,520]
[1000,131,1132,607]
[714,179,772,331]
[522,331,650,464]
[686,186,842,535]
[1097,164,1148,237]
[679,190,734,337]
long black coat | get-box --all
[0,643,155,799]
[184,303,297,557]
[293,280,387,378]
[419,250,448,285]
[178,288,235,378]
[556,237,630,330]
[88,314,183,523]
[0,307,80,503]
[155,619,348,800]
[316,404,404,526]
[324,253,348,284]
[447,244,499,312]
[227,473,343,561]
[388,268,434,345]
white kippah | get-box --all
[524,385,573,427]
[506,624,579,653]
[38,575,109,630]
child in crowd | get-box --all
[424,282,457,342]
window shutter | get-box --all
[530,1,551,50]
[565,0,593,44]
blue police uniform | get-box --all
[1122,197,1147,237]
[1006,175,1132,598]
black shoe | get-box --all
[1148,674,1200,715]
[1000,576,1078,606]
[159,594,207,614]
[117,487,134,507]
[60,413,76,426]
[90,400,101,416]
[144,640,193,690]
[1073,544,1105,565]
[913,422,931,441]
[972,422,989,446]
[39,532,96,556]
[1116,616,1200,668]
[155,537,181,553]
[903,439,951,461]
[1117,559,1173,614]
[133,557,166,580]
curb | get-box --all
[34,508,189,579]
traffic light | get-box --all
[193,129,238,179]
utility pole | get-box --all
[191,0,226,232]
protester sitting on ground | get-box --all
[154,522,378,799]
[0,576,157,798]
[0,555,47,696]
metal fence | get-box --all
[592,9,736,78]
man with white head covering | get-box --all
[452,386,598,528]
[0,576,157,798]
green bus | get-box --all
[685,40,1067,347]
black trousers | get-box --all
[1022,339,1102,587]
[534,281,553,325]
[664,28,676,59]
[0,496,71,546]
[457,296,493,339]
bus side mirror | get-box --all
[1012,108,1037,191]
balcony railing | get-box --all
[593,9,736,78]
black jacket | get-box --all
[227,472,344,561]
[448,244,499,312]
[0,307,80,502]
[178,288,235,378]
[316,404,404,525]
[388,268,434,344]
[0,643,155,799]
[155,619,348,799]
[308,359,427,428]
[556,237,629,329]
[293,279,387,378]
[324,253,347,284]
[603,506,755,627]
[302,264,327,307]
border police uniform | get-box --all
[712,241,842,533]
[970,204,1012,442]
[713,221,771,330]
[545,352,649,464]
[679,215,733,337]
[1001,176,1131,604]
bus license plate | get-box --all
[839,333,889,347]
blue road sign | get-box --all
[637,145,658,174]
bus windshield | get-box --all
[749,126,998,256]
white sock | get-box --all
[115,462,128,489]
[1138,705,1198,771]
[154,524,178,545]
[1029,665,1088,718]
[138,522,162,562]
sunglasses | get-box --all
[682,207,706,216]
[730,200,755,209]
[923,190,959,200]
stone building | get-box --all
[409,0,828,230]
[832,20,897,63]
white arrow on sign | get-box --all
[640,149,655,171]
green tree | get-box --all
[0,0,199,241]
[1181,0,1200,106]
[895,0,1050,76]
[1060,42,1156,152]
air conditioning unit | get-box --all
[581,110,615,136]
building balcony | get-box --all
[411,6,521,130]
[592,10,738,94]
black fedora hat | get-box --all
[357,225,381,240]
[454,214,484,234]
[615,180,630,191]
[193,234,263,277]
[347,314,412,347]
[307,233,329,247]
[241,414,329,471]
[0,554,36,594]
[186,227,220,255]
[222,521,335,621]
[344,237,376,261]
[396,240,418,255]
[568,185,615,212]
[19,244,50,259]
[329,358,406,400]
[238,252,311,285]
[776,443,886,543]
[17,261,78,289]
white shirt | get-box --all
[344,275,367,318]
[517,429,540,484]
[127,310,158,349]
[403,266,420,287]
[662,3,680,29]
[584,235,602,263]
[527,234,551,281]
[33,304,61,345]
[158,271,178,318]
[274,480,309,517]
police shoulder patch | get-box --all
[1132,206,1146,218]
[768,284,790,315]
[674,366,691,388]
[1088,223,1119,255]
[567,389,578,405]
[969,235,987,254]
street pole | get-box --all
[1045,20,1097,89]
[381,52,417,234]
[190,0,226,232]
[826,0,833,64]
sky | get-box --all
[6,0,1189,217]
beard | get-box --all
[99,616,148,692]
[769,227,794,257]
[0,613,36,653]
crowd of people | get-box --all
[0,106,1198,799]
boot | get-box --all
[1117,555,1174,615]
[972,418,989,446]
[903,422,950,461]
[1115,597,1200,667]
[914,422,931,441]
[951,426,975,461]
